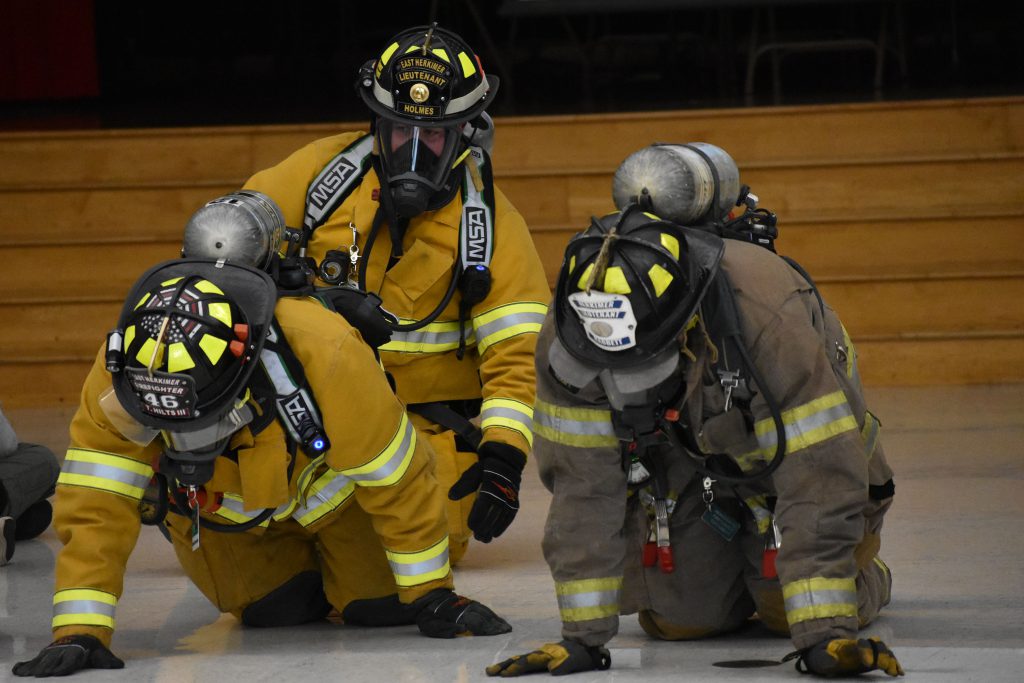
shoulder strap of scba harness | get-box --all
[301,134,496,272]
[250,319,331,459]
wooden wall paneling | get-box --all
[855,337,1024,386]
[0,302,115,363]
[774,216,1024,278]
[493,98,1024,171]
[817,277,1024,337]
[3,242,181,303]
[0,361,92,408]
[1,185,236,245]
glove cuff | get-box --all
[478,441,526,473]
[561,639,612,671]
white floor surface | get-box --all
[2,384,1022,682]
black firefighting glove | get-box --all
[12,635,124,677]
[449,441,526,542]
[784,637,904,677]
[412,588,513,638]
[486,640,612,677]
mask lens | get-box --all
[379,120,459,190]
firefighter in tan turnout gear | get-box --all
[487,144,902,678]
[13,193,510,678]
[244,24,549,564]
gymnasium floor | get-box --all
[2,383,1022,681]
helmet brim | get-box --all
[359,72,500,127]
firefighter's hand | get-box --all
[786,637,904,677]
[12,635,124,677]
[449,442,526,542]
[486,640,611,677]
[412,588,512,638]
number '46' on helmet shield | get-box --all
[554,205,725,369]
[357,24,499,217]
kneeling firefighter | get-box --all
[13,193,510,679]
[243,24,551,564]
[487,145,901,678]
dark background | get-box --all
[1,0,1021,131]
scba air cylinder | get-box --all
[181,190,285,271]
[612,143,741,225]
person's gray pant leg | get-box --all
[0,443,60,518]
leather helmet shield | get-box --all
[111,258,276,432]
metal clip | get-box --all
[702,476,715,508]
[347,223,360,284]
[719,370,741,411]
[835,341,848,365]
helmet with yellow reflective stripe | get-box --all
[109,259,276,432]
[357,24,498,217]
[358,23,497,126]
[554,204,724,369]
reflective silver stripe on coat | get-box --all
[58,449,154,500]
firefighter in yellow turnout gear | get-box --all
[487,145,901,679]
[13,251,510,677]
[244,25,549,563]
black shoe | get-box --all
[0,516,14,565]
[14,499,52,541]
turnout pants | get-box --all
[621,487,891,641]
[0,442,60,519]
[408,413,477,565]
[164,499,399,625]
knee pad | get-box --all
[241,570,331,627]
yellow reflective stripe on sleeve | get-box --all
[744,495,772,534]
[212,493,273,528]
[340,412,416,487]
[754,390,857,456]
[861,411,881,461]
[58,448,154,500]
[473,302,547,355]
[783,577,858,625]
[533,398,617,448]
[291,470,356,527]
[555,577,622,622]
[481,397,534,447]
[52,588,117,629]
[385,538,451,587]
[841,323,856,379]
[380,319,473,354]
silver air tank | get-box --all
[612,143,741,225]
[181,190,285,271]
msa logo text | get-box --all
[464,207,488,261]
[309,158,358,209]
[282,393,309,428]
